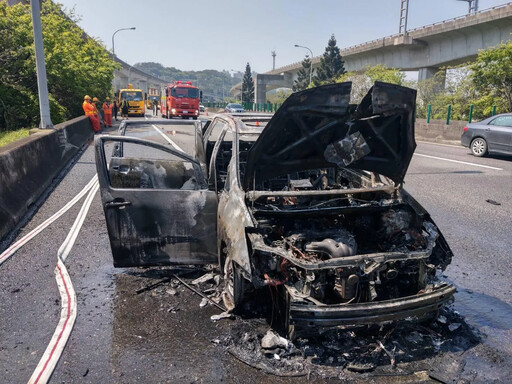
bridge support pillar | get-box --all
[418,67,446,82]
[255,74,293,105]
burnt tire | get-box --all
[271,285,295,340]
[223,259,249,312]
[470,137,487,157]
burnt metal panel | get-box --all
[289,284,456,328]
[243,82,417,189]
[95,135,218,267]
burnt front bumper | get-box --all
[289,284,456,329]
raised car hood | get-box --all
[243,82,417,189]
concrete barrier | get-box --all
[0,116,93,240]
[415,119,466,144]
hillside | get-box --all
[134,62,241,102]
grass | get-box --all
[0,129,30,147]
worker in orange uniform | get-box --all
[92,97,104,130]
[82,95,100,133]
[102,97,113,127]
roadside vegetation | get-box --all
[0,1,117,135]
[0,129,30,147]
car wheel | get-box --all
[272,285,295,340]
[193,117,197,120]
[471,137,487,157]
[222,259,248,312]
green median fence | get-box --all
[427,104,431,123]
[468,104,473,123]
[446,105,452,125]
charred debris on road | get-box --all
[134,266,479,381]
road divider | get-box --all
[0,116,93,241]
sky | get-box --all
[55,0,509,74]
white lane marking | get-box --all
[414,153,503,171]
[28,180,99,384]
[0,175,98,266]
[417,140,464,149]
[150,124,185,153]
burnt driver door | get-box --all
[95,136,218,267]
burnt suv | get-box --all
[95,82,455,336]
[215,82,454,335]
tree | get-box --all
[471,42,512,112]
[267,89,292,104]
[293,56,311,92]
[337,64,405,103]
[314,34,346,85]
[0,1,118,130]
[242,62,254,103]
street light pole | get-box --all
[111,27,136,59]
[294,44,313,87]
[30,0,53,129]
[111,27,135,94]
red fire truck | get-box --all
[161,81,200,120]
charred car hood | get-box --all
[243,82,417,189]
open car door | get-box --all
[94,135,218,267]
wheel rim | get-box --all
[223,260,235,311]
[472,139,485,155]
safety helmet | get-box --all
[106,97,110,101]
[92,97,99,102]
[84,95,91,100]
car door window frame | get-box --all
[96,135,208,191]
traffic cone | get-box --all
[255,121,259,127]
[206,109,208,116]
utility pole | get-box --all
[271,50,276,70]
[30,0,53,129]
[457,0,479,14]
[398,0,409,35]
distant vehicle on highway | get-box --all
[461,113,512,157]
[225,103,245,113]
[199,104,205,112]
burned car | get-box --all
[215,82,455,336]
[95,83,455,337]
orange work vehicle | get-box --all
[161,81,200,120]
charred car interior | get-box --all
[95,82,455,337]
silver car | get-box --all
[225,103,245,113]
[461,113,512,157]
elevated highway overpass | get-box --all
[242,3,512,104]
[113,56,168,93]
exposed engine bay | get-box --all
[246,169,452,310]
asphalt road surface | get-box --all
[1,113,511,383]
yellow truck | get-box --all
[118,84,145,117]
[146,87,160,109]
